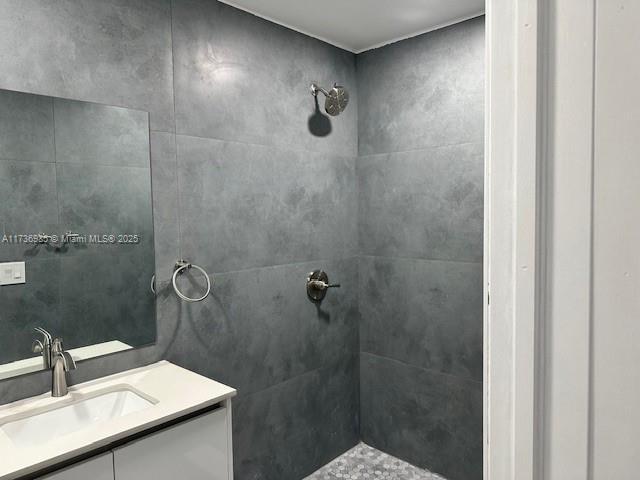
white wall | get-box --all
[591,1,640,477]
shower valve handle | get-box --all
[308,280,341,291]
[306,270,340,302]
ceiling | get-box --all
[217,0,485,53]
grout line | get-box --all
[149,128,176,135]
[357,140,484,159]
[238,352,359,401]
[172,131,357,159]
[217,255,360,275]
[0,158,151,171]
[154,255,360,283]
[358,254,482,266]
[360,351,482,386]
[155,254,479,283]
[60,161,150,170]
[51,97,65,345]
[168,0,183,261]
[51,97,60,227]
[0,157,56,164]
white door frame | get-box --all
[484,1,544,479]
[485,1,597,479]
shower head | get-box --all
[310,83,349,116]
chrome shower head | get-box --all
[310,83,349,116]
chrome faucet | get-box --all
[50,338,76,397]
[31,328,77,397]
[32,327,53,369]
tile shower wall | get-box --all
[356,17,484,480]
[0,1,358,478]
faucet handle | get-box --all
[32,339,44,354]
[52,338,77,371]
[60,351,77,371]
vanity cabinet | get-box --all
[114,408,231,480]
[40,454,114,480]
[36,405,233,480]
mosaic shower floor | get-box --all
[305,443,446,480]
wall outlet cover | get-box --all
[0,261,26,286]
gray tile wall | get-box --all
[356,16,484,480]
[0,0,359,478]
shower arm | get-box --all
[310,83,330,98]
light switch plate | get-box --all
[0,261,26,286]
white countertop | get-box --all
[0,361,236,479]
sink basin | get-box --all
[0,388,154,447]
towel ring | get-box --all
[172,260,212,302]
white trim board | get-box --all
[484,0,544,478]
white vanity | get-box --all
[0,362,236,480]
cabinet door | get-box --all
[39,453,114,480]
[113,408,230,480]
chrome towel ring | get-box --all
[172,259,211,302]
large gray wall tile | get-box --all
[357,17,484,155]
[234,354,359,480]
[360,353,482,480]
[359,143,483,262]
[165,258,358,396]
[359,256,483,382]
[0,160,58,233]
[56,163,154,253]
[0,90,54,163]
[54,99,150,168]
[177,135,356,273]
[0,0,174,132]
[59,249,156,349]
[171,0,357,156]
